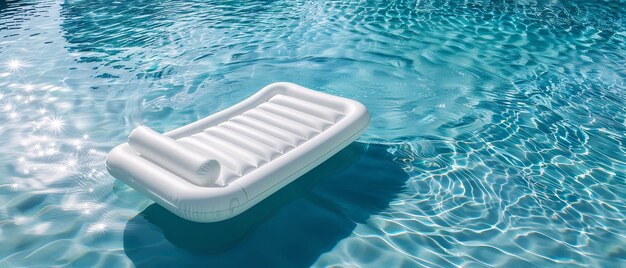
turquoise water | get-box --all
[1,0,625,266]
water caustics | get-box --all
[0,0,625,267]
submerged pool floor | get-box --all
[0,0,625,267]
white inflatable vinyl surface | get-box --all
[106,82,370,222]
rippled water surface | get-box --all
[1,0,625,266]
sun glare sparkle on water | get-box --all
[47,116,65,133]
[23,83,35,93]
[4,58,25,72]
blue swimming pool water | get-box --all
[1,0,625,266]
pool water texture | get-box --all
[0,0,625,267]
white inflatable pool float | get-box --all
[106,82,370,222]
